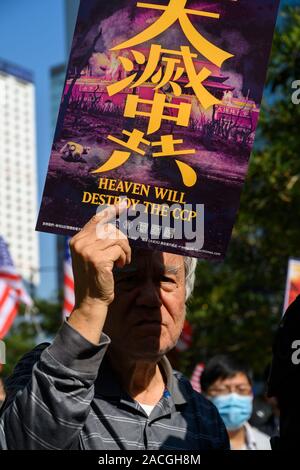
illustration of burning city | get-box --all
[36,0,280,259]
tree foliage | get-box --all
[2,300,62,377]
[183,5,300,377]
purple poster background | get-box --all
[36,0,280,259]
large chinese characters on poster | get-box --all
[36,0,280,259]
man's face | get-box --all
[104,249,186,361]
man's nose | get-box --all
[135,278,162,308]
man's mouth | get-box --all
[135,319,163,327]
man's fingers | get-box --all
[71,227,131,265]
[107,245,127,269]
[70,201,127,244]
[96,200,127,225]
[94,244,128,269]
[83,201,127,232]
[70,222,131,265]
[99,236,131,265]
[95,222,126,241]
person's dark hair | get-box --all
[200,355,253,393]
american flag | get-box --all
[63,238,75,318]
[176,319,193,352]
[0,236,33,339]
[190,362,205,393]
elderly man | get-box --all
[0,205,229,450]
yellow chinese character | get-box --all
[107,50,147,96]
[111,0,233,68]
[151,134,195,157]
[108,45,219,109]
[91,129,150,173]
[91,129,197,187]
[108,46,185,97]
[124,92,191,134]
[152,134,197,187]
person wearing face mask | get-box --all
[201,355,271,450]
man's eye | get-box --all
[116,276,137,285]
[160,276,176,284]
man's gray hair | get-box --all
[114,247,197,301]
[184,257,197,301]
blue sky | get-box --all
[0,0,298,300]
[0,0,66,299]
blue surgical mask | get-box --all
[209,393,253,431]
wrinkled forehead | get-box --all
[215,373,251,387]
[113,247,184,277]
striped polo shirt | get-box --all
[0,322,229,450]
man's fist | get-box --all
[69,203,131,309]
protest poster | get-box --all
[283,258,300,313]
[36,0,280,259]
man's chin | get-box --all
[124,342,175,361]
[108,332,179,361]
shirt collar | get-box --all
[160,355,187,405]
[95,352,187,406]
[243,422,257,450]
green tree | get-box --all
[2,299,62,377]
[183,5,300,378]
